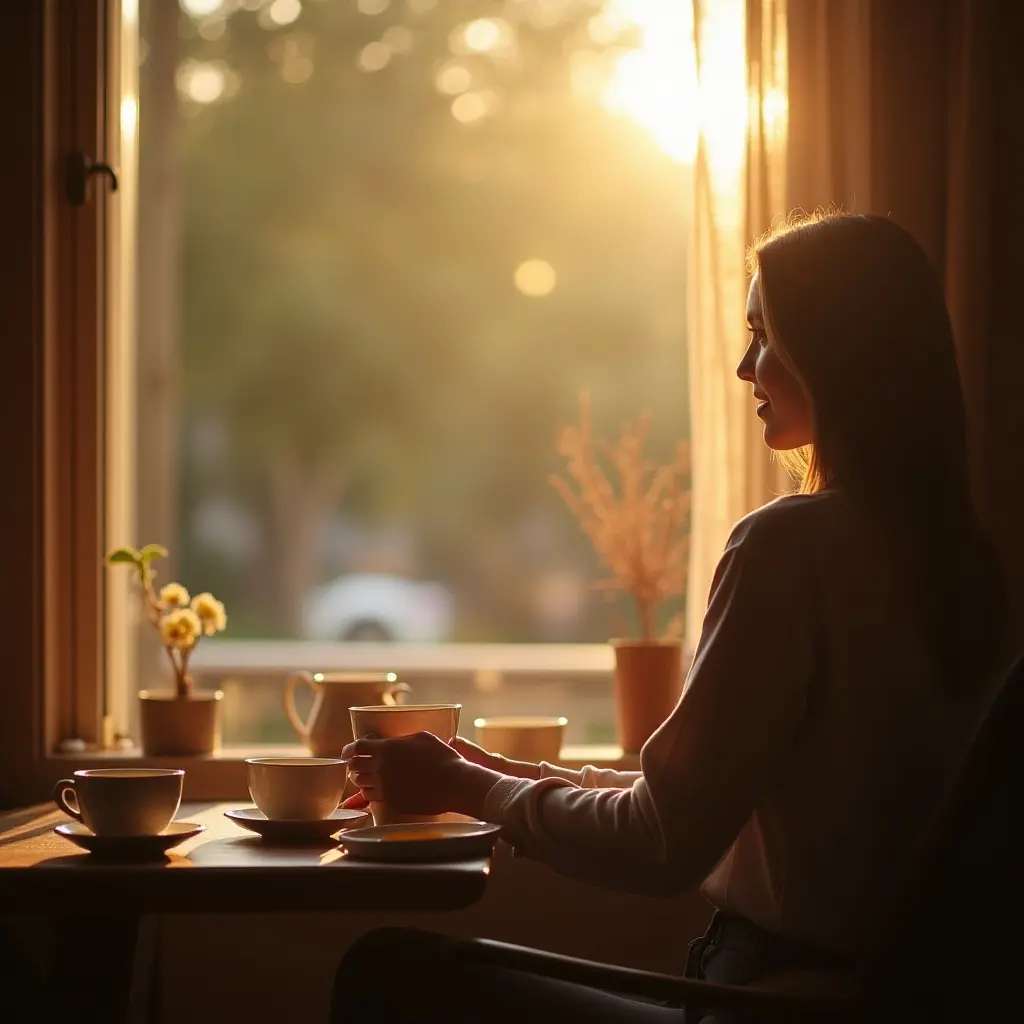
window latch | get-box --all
[65,151,119,207]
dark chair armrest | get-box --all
[458,938,864,1021]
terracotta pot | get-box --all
[138,690,224,756]
[612,640,683,753]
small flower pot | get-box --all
[611,640,683,754]
[138,689,224,757]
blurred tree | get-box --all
[142,0,690,639]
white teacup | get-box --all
[52,768,184,837]
[246,757,348,820]
[474,716,568,763]
[348,704,462,826]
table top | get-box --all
[0,802,492,915]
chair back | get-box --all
[865,649,1024,1019]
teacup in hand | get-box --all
[348,704,461,826]
[245,757,348,820]
[53,768,184,837]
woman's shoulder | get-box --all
[728,490,851,552]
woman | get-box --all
[331,213,1007,1022]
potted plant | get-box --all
[550,394,690,753]
[106,543,228,756]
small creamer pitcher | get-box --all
[283,672,411,757]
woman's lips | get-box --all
[755,400,770,416]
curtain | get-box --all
[685,0,789,648]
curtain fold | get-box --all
[685,0,789,648]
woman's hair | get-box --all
[749,211,1005,692]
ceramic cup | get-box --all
[474,716,568,763]
[348,704,462,826]
[52,768,184,837]
[245,757,348,820]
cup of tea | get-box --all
[245,757,348,820]
[52,768,184,836]
[348,704,462,826]
[474,716,568,763]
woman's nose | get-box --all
[736,342,756,382]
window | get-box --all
[115,0,702,749]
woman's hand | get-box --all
[341,732,504,819]
[452,736,542,781]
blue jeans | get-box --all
[330,912,853,1024]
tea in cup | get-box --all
[474,716,568,763]
[246,757,348,820]
[52,768,184,836]
[348,704,461,826]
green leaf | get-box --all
[105,547,139,565]
[138,544,169,563]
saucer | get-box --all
[338,821,502,862]
[224,807,370,843]
[54,820,205,859]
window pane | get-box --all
[133,0,693,744]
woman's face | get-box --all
[736,274,814,450]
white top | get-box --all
[483,492,998,955]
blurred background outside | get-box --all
[132,0,697,745]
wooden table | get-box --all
[0,802,493,1022]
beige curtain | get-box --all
[685,0,790,648]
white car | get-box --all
[302,573,454,643]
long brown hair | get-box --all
[750,212,1005,692]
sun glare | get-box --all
[601,0,748,169]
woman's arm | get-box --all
[478,512,816,897]
[453,739,642,789]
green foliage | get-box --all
[106,546,140,566]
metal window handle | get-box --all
[66,151,119,207]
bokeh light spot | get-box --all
[514,260,557,297]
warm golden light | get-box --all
[514,260,557,298]
[120,94,138,143]
[177,60,226,104]
[436,62,471,96]
[180,0,221,16]
[358,41,391,73]
[357,0,390,14]
[464,18,502,53]
[601,0,748,169]
[451,91,490,124]
[264,0,301,27]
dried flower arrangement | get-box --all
[550,393,690,642]
[105,543,227,698]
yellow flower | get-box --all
[160,608,201,650]
[191,592,227,636]
[159,582,190,609]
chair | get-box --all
[455,650,1024,1022]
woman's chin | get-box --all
[761,422,807,452]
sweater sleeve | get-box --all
[482,514,816,896]
[538,763,643,788]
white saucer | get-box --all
[338,821,502,862]
[54,820,205,859]
[224,807,369,843]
